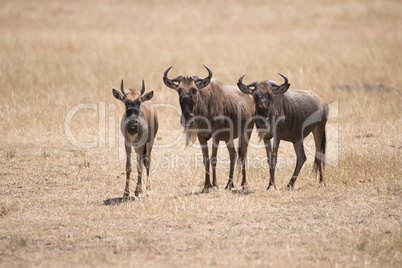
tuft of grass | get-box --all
[6,151,16,160]
[41,151,50,158]
[356,238,369,251]
[0,206,9,217]
[14,238,28,248]
[79,161,91,169]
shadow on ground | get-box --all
[103,197,143,205]
[183,188,255,197]
[231,189,255,195]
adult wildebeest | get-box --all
[163,65,255,192]
[238,73,328,189]
[112,80,158,198]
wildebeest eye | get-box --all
[177,88,183,95]
[191,88,197,94]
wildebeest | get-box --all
[163,65,255,192]
[112,80,158,198]
[237,73,328,189]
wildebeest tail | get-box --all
[313,130,326,172]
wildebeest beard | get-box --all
[255,96,285,140]
[179,94,195,128]
[182,114,211,146]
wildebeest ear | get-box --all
[141,91,154,102]
[272,73,290,95]
[237,83,253,95]
[195,77,211,89]
[272,83,290,95]
[163,77,179,90]
[237,73,256,95]
[112,88,124,101]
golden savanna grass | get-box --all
[0,0,401,267]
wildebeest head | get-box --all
[112,80,154,135]
[237,73,290,129]
[163,65,212,127]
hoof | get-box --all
[267,183,277,191]
[319,181,326,187]
[201,186,213,193]
[285,184,294,190]
[134,188,143,196]
[242,185,250,192]
[225,180,234,190]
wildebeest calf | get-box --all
[238,73,328,189]
[113,80,158,198]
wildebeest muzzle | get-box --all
[126,119,139,135]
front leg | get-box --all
[265,137,280,190]
[211,137,219,190]
[239,135,250,191]
[225,140,236,190]
[286,140,306,189]
[144,142,153,191]
[198,136,212,193]
[135,146,145,196]
[123,144,132,199]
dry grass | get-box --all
[0,0,401,267]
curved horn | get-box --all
[163,66,184,90]
[164,66,184,82]
[190,65,213,82]
[238,73,247,86]
[238,73,258,90]
[140,80,145,95]
[120,79,126,95]
[278,73,289,86]
[203,64,212,80]
[190,65,213,89]
[164,66,173,80]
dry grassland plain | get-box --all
[0,0,401,267]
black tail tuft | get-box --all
[313,130,326,173]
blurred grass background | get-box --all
[0,0,401,267]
